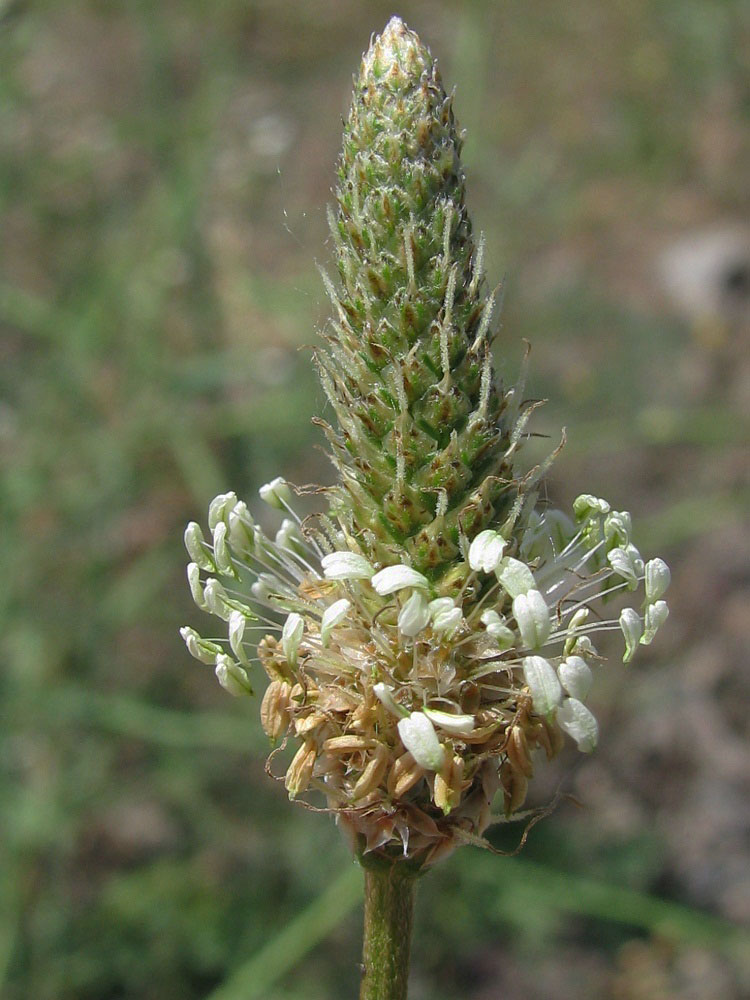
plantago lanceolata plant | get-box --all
[182,16,669,998]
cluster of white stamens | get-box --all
[182,482,669,775]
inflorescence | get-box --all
[181,17,669,867]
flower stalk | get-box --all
[360,860,417,1000]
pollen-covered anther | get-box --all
[604,509,632,545]
[513,589,552,649]
[431,604,463,636]
[481,610,516,648]
[573,494,611,519]
[434,753,465,815]
[259,477,292,510]
[281,612,305,667]
[294,710,328,736]
[227,501,255,556]
[322,551,374,581]
[522,655,563,717]
[641,600,669,645]
[324,734,374,754]
[257,635,290,683]
[180,626,221,665]
[285,739,317,799]
[423,707,476,737]
[372,682,407,719]
[260,680,293,741]
[397,713,446,771]
[228,611,250,665]
[275,518,303,553]
[500,759,529,815]
[557,698,599,753]
[212,522,236,577]
[563,608,590,656]
[398,591,431,636]
[208,492,238,529]
[619,608,643,662]
[388,751,425,798]
[321,598,351,645]
[372,564,430,595]
[468,529,506,573]
[215,654,253,697]
[645,558,671,602]
[497,557,536,597]
[184,521,215,571]
[558,655,593,700]
[506,725,535,778]
[608,544,645,589]
[352,745,389,800]
[528,719,562,760]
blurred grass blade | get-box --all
[206,854,747,1000]
[46,684,266,753]
[0,282,62,339]
[206,867,363,1000]
[0,861,20,995]
[498,858,749,957]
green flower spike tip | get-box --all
[182,16,669,868]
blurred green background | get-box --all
[2,1,749,998]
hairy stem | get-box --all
[359,862,417,1000]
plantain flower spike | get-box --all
[182,17,669,867]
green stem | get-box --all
[359,862,417,1000]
